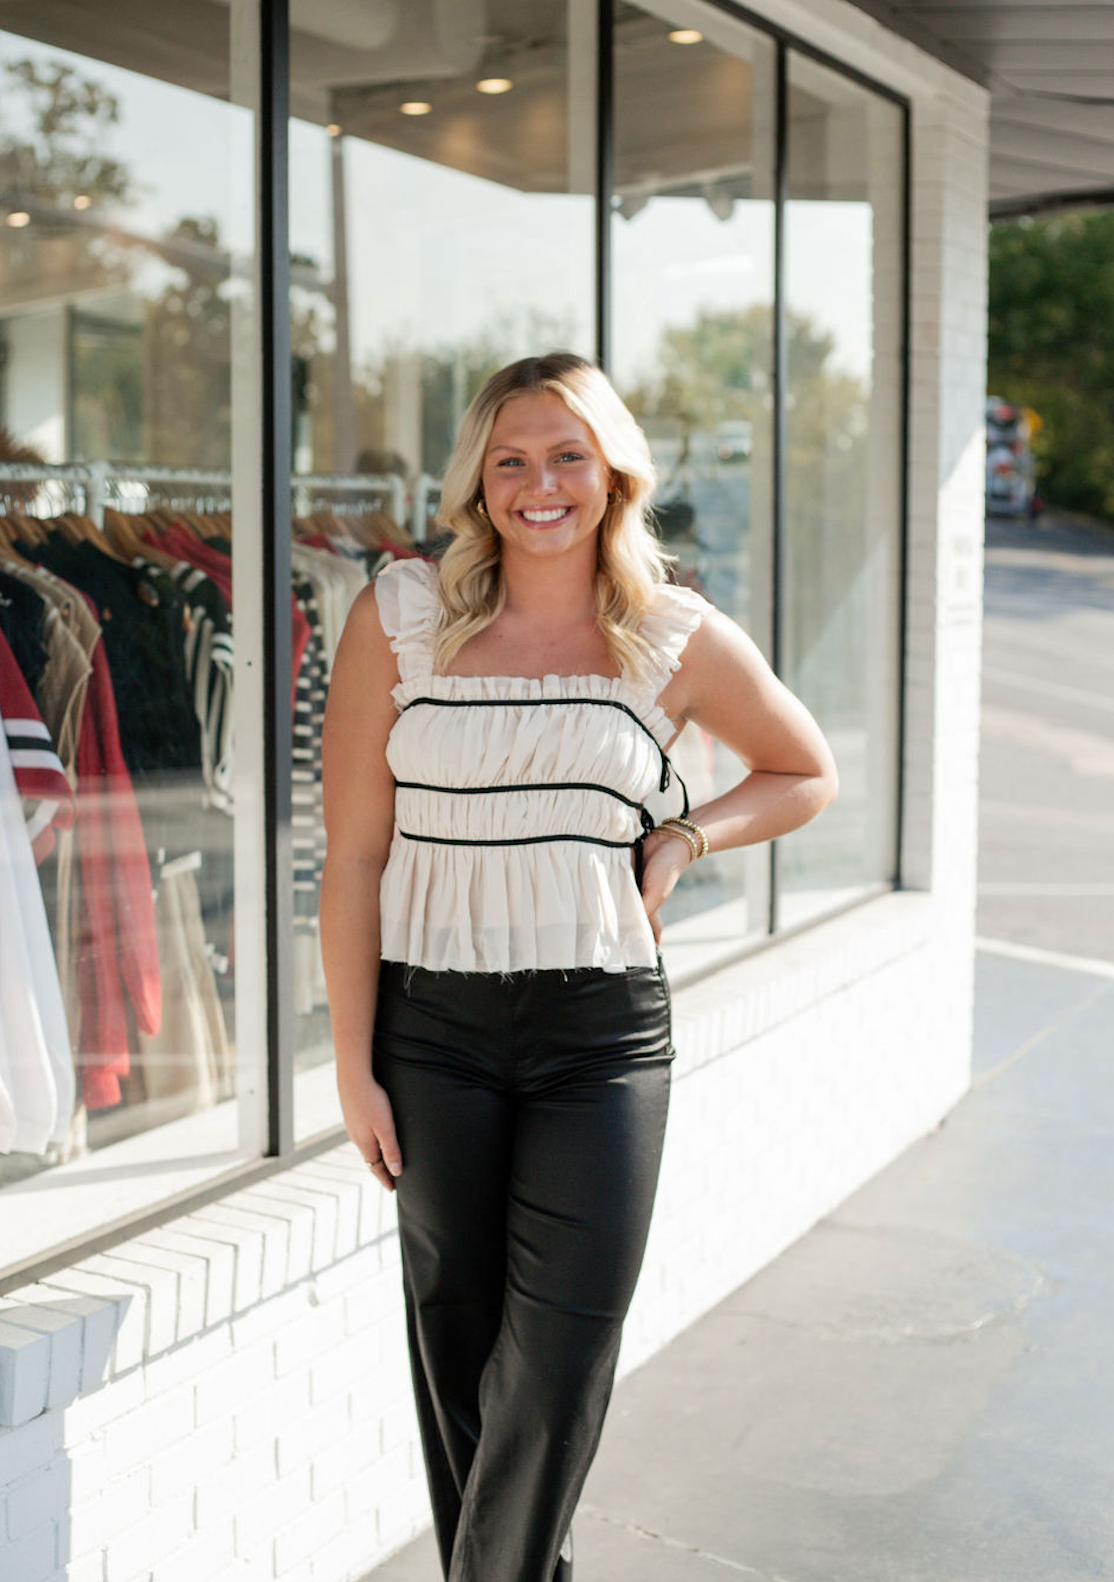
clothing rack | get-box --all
[0,461,99,519]
[0,463,411,531]
[293,470,406,528]
[101,467,234,516]
[412,473,442,540]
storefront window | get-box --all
[0,2,260,1267]
[779,55,904,925]
[0,0,911,1274]
[610,0,777,981]
[288,0,596,1136]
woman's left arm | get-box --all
[639,605,839,942]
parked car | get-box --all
[714,419,753,464]
[986,396,1042,519]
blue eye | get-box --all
[558,451,585,462]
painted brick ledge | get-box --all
[0,889,933,1429]
[671,888,933,1080]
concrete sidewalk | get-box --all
[370,945,1114,1582]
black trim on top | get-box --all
[260,0,294,1157]
[393,689,690,869]
[398,693,685,805]
[398,831,640,851]
[394,771,661,849]
[596,0,614,369]
[394,778,647,812]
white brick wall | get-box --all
[0,1153,423,1582]
[0,899,974,1582]
[0,5,990,1580]
[903,80,990,911]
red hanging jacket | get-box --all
[0,628,76,862]
[73,609,161,1109]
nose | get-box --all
[522,458,558,493]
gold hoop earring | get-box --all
[476,497,489,519]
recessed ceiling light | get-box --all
[5,211,30,227]
[326,122,343,137]
[400,101,433,116]
[668,29,704,44]
[72,194,92,210]
[476,77,513,95]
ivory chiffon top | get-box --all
[375,557,709,973]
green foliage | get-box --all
[988,211,1114,519]
[144,217,236,467]
[624,304,772,428]
[0,58,133,206]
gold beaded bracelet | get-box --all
[657,822,699,863]
[658,816,710,862]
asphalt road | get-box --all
[979,510,1114,966]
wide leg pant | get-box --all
[373,959,674,1582]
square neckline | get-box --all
[377,556,703,746]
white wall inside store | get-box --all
[4,309,66,461]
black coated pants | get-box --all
[373,959,674,1582]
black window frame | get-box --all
[0,0,911,1296]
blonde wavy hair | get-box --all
[433,352,671,682]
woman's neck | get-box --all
[445,544,615,678]
[498,544,599,622]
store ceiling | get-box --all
[1,0,1111,217]
[846,1,1114,215]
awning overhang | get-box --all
[846,1,1114,217]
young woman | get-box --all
[321,352,837,1582]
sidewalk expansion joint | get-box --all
[720,1222,1049,1345]
[972,977,1114,1094]
[580,1504,798,1580]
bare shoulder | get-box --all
[323,580,401,842]
[334,580,397,671]
[662,600,777,724]
[663,601,834,778]
[327,581,401,723]
[684,600,767,667]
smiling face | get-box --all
[480,391,613,571]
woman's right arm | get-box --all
[320,583,403,1191]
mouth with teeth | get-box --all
[518,506,574,525]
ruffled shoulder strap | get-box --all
[374,557,440,691]
[637,581,710,703]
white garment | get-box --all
[0,727,75,1154]
[134,859,231,1119]
[291,543,367,678]
[375,558,708,974]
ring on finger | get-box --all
[367,1154,382,1170]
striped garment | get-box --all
[166,560,235,813]
[0,628,75,862]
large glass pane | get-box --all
[0,1,259,1269]
[779,55,904,926]
[289,0,596,1137]
[610,0,776,982]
